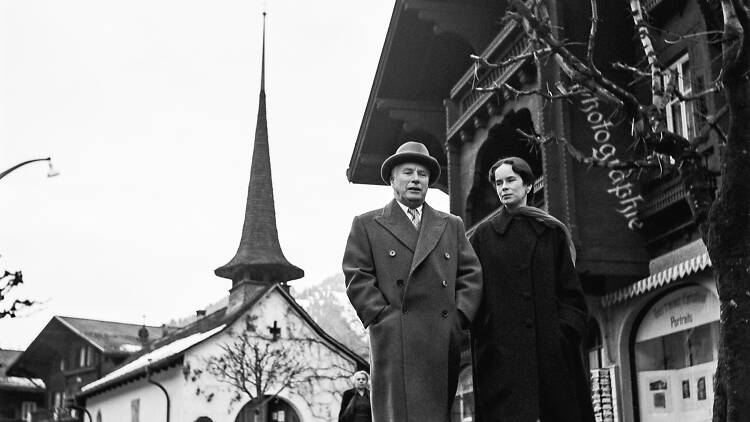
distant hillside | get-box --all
[294,273,369,360]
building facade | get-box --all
[348,1,724,421]
[79,285,366,422]
[6,317,166,422]
[0,349,44,422]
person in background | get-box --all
[469,156,595,422]
[338,371,372,422]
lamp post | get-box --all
[0,157,59,181]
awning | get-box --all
[601,251,712,307]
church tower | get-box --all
[216,13,304,314]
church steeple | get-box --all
[216,13,304,292]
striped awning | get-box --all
[601,252,712,307]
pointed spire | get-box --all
[261,12,266,92]
[215,13,303,285]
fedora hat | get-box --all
[380,141,441,185]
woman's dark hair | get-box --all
[488,156,535,202]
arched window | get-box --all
[235,396,300,422]
[632,285,719,422]
[96,410,102,422]
[195,417,213,422]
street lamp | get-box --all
[0,157,59,181]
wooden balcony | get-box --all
[445,22,531,142]
[638,171,715,247]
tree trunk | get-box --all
[708,3,750,421]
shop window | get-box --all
[633,285,719,422]
[451,367,474,422]
[664,54,697,140]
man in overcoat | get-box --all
[343,141,482,422]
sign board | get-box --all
[636,285,719,343]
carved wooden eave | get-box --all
[375,99,445,141]
[404,0,504,52]
[348,0,503,190]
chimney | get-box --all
[196,310,206,317]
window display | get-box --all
[634,285,719,422]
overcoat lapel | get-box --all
[374,200,418,252]
[409,203,447,276]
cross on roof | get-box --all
[268,320,281,341]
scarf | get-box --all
[509,205,577,263]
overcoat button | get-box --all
[524,318,533,328]
[444,252,450,259]
[402,308,408,314]
[396,279,404,287]
[441,280,447,287]
[442,310,449,318]
[388,250,396,257]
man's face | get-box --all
[494,163,529,210]
[391,162,429,208]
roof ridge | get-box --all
[57,315,163,329]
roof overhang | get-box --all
[347,0,505,191]
[602,240,712,307]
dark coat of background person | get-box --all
[343,200,482,422]
[339,388,371,422]
[469,208,595,422]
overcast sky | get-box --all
[0,0,449,350]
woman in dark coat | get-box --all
[469,157,595,422]
[338,371,372,422]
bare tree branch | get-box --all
[470,48,552,70]
[587,0,602,76]
[193,313,353,417]
[515,128,670,171]
[629,0,668,111]
[0,270,35,319]
[721,0,746,72]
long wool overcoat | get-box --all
[343,200,482,422]
[469,208,595,422]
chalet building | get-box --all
[6,317,165,421]
[77,17,367,422]
[0,349,44,422]
[348,1,725,421]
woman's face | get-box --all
[494,163,530,210]
[354,373,368,389]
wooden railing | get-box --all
[445,23,532,141]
